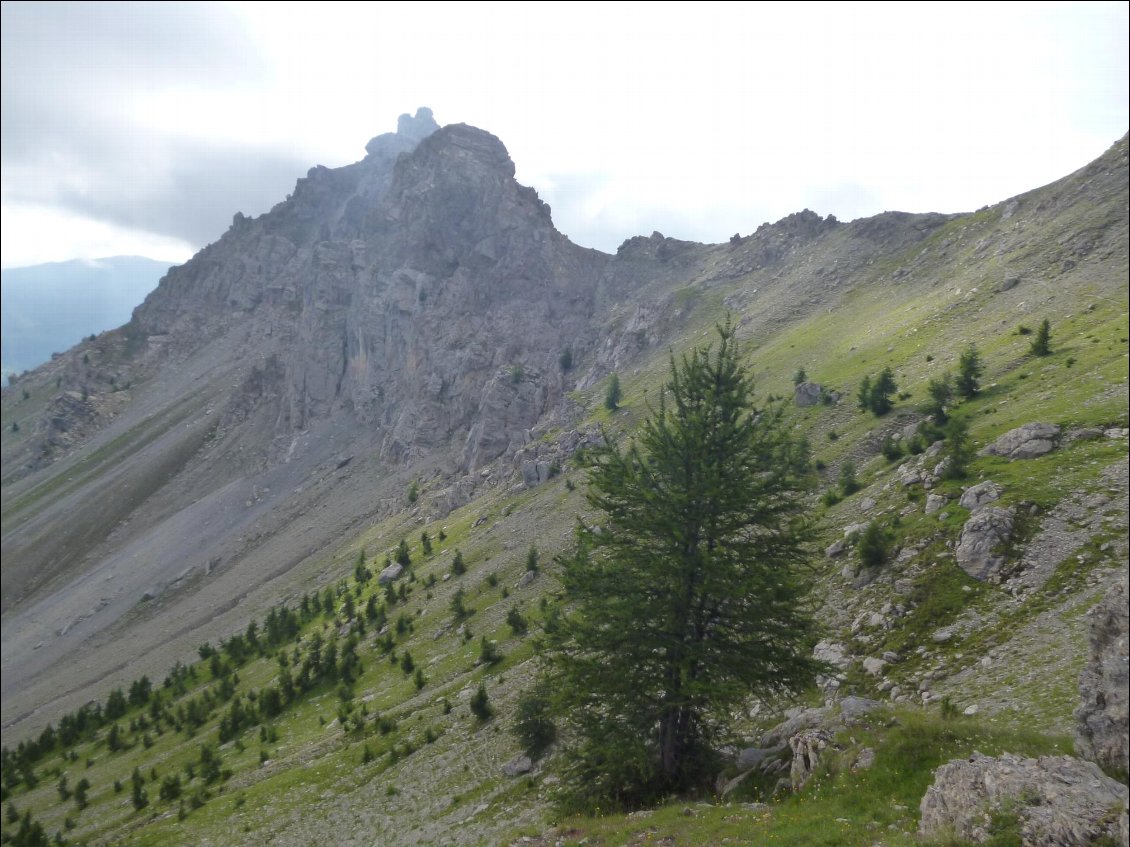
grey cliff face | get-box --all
[129,115,608,473]
[1076,577,1130,777]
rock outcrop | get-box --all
[793,381,824,407]
[955,506,1016,581]
[959,480,1003,511]
[1076,578,1130,777]
[980,423,1062,460]
[918,752,1128,846]
[789,729,833,790]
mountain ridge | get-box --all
[0,114,1126,847]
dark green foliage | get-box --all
[353,554,371,586]
[793,367,807,385]
[857,375,872,411]
[857,521,889,568]
[540,321,820,809]
[1030,318,1052,356]
[469,684,492,721]
[838,461,861,496]
[478,637,502,666]
[104,688,127,720]
[7,811,49,846]
[420,531,432,556]
[158,774,181,802]
[395,539,411,567]
[604,373,621,411]
[72,778,89,810]
[450,588,469,621]
[130,767,148,810]
[407,481,419,503]
[881,434,902,462]
[868,367,898,415]
[525,545,539,572]
[451,550,466,576]
[956,345,983,398]
[198,744,222,785]
[513,689,557,760]
[942,415,973,480]
[939,695,961,721]
[506,607,529,635]
[926,373,954,424]
[106,723,124,752]
[414,668,426,691]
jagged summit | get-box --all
[365,105,439,157]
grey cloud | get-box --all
[539,172,785,252]
[54,137,311,246]
[1,2,299,248]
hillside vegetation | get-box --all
[1,124,1126,846]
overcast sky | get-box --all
[1,1,1127,268]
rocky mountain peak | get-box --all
[364,105,439,157]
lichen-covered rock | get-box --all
[863,657,887,676]
[378,562,404,584]
[1076,578,1129,777]
[760,706,831,748]
[793,381,824,407]
[955,506,1015,581]
[789,729,833,790]
[838,696,881,722]
[959,480,1003,511]
[735,743,788,773]
[501,754,533,777]
[979,423,1061,460]
[919,752,1128,846]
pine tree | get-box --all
[868,367,897,416]
[469,683,492,721]
[926,373,954,424]
[942,415,973,480]
[1030,318,1052,356]
[857,521,889,567]
[540,320,820,809]
[955,345,983,398]
[857,375,872,411]
[395,539,411,567]
[604,373,622,411]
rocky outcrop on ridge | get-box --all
[955,506,1016,582]
[918,752,1128,846]
[1076,577,1130,777]
[980,422,1062,460]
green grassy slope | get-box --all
[1,138,1126,846]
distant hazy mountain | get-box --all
[1,256,173,378]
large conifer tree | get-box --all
[542,321,820,809]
